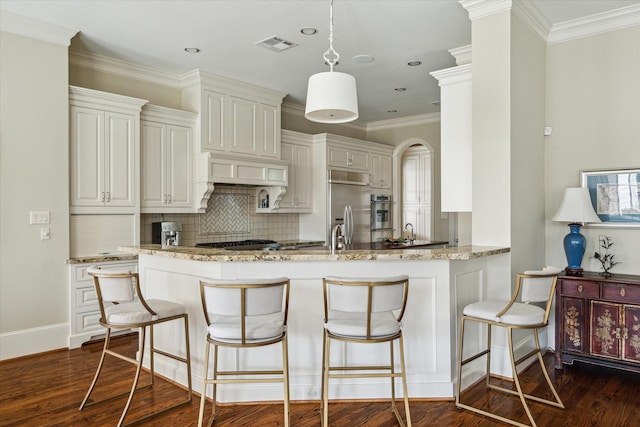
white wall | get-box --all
[545,26,640,275]
[0,31,71,358]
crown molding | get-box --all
[459,0,512,21]
[512,0,551,42]
[69,49,185,88]
[548,4,640,45]
[366,113,441,132]
[1,11,77,46]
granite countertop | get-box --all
[66,253,138,264]
[119,244,509,262]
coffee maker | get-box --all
[152,222,182,247]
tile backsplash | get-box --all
[141,185,299,246]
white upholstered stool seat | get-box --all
[462,300,546,325]
[321,276,412,427]
[79,266,192,426]
[104,299,185,325]
[456,268,564,427]
[198,277,291,427]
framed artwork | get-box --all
[580,168,640,227]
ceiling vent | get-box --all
[256,36,298,52]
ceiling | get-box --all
[1,0,638,123]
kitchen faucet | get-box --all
[405,223,415,244]
[331,224,345,251]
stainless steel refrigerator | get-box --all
[327,169,371,245]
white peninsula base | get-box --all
[132,247,510,403]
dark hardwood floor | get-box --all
[1,333,638,426]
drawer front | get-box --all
[602,283,640,304]
[74,262,138,284]
[560,279,599,298]
[75,311,104,334]
[75,286,98,310]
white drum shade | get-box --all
[305,71,358,123]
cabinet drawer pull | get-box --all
[623,327,629,340]
[577,284,583,293]
[620,288,626,297]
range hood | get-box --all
[194,152,289,211]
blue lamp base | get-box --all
[563,223,586,276]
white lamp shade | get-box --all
[305,71,358,123]
[552,187,602,224]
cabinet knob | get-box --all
[620,288,626,297]
[577,284,583,293]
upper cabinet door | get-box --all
[260,103,280,158]
[105,111,136,207]
[227,95,258,156]
[202,90,225,152]
[71,106,104,206]
[165,124,193,208]
[140,120,166,208]
[370,153,392,189]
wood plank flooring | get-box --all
[1,333,639,426]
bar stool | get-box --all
[198,277,290,427]
[321,275,411,427]
[456,268,564,427]
[80,266,192,426]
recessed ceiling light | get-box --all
[300,27,317,35]
[353,54,374,63]
[407,60,422,66]
[394,87,406,92]
[184,48,200,54]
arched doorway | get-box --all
[392,138,435,241]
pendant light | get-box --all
[305,0,358,123]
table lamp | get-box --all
[552,187,601,276]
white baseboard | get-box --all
[0,323,69,360]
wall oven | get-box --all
[370,194,394,242]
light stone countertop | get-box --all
[119,244,509,262]
[66,253,138,264]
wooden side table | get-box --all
[555,272,640,373]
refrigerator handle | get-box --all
[347,205,354,244]
[343,206,350,244]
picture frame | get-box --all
[580,168,640,227]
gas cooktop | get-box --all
[195,239,281,250]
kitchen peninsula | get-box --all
[120,244,509,402]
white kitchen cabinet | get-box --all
[277,130,312,212]
[183,71,285,159]
[69,86,147,213]
[141,105,197,213]
[68,259,138,349]
[370,152,392,190]
[327,144,369,171]
[402,146,432,240]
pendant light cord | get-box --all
[322,0,339,72]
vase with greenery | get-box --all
[593,235,618,278]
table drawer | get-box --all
[602,283,640,304]
[560,279,599,298]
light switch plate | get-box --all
[40,227,50,240]
[30,211,50,224]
